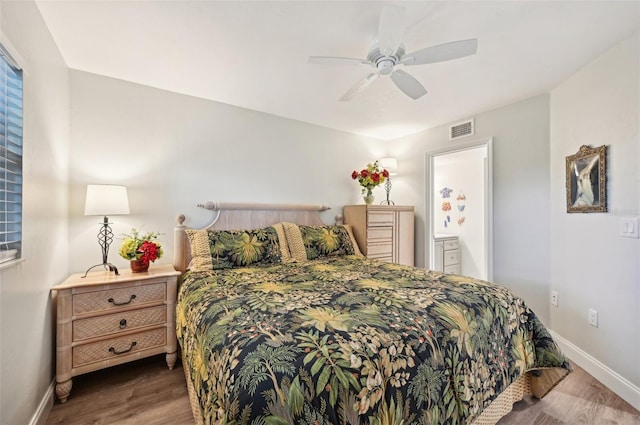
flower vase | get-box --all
[363,189,375,205]
[130,259,149,273]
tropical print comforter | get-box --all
[177,256,570,425]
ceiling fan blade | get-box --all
[401,39,477,66]
[340,72,380,102]
[377,5,405,57]
[390,69,427,100]
[308,56,369,66]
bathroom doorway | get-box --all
[426,138,492,280]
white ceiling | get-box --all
[36,1,639,141]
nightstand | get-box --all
[52,264,181,403]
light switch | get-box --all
[620,217,639,238]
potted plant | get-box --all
[119,228,163,272]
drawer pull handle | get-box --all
[119,319,127,329]
[108,294,136,306]
[109,341,137,355]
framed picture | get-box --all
[566,145,607,213]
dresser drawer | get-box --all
[367,226,392,241]
[444,264,460,274]
[444,239,459,250]
[366,243,393,256]
[73,282,166,315]
[73,327,166,368]
[444,250,460,265]
[73,305,167,341]
[367,212,395,227]
[369,255,393,263]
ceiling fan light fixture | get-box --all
[377,59,395,75]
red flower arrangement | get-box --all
[138,240,161,264]
[119,229,164,265]
[351,161,390,195]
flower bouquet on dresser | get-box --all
[351,160,390,204]
[119,228,163,272]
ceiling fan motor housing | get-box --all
[368,45,405,75]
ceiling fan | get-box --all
[308,5,477,101]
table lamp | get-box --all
[379,158,398,205]
[83,184,130,277]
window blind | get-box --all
[0,44,23,264]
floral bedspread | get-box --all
[177,256,570,425]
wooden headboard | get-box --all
[173,202,333,272]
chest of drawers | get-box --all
[433,235,460,274]
[52,264,180,402]
[343,205,414,266]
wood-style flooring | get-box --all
[45,355,640,425]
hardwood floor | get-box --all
[45,356,639,425]
[45,356,192,425]
[497,363,640,424]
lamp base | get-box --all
[82,216,119,278]
[380,177,395,205]
[82,262,120,278]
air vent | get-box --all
[449,119,474,140]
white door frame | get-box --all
[425,137,493,280]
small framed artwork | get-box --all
[566,145,607,213]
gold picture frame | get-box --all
[566,145,607,213]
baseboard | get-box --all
[549,329,640,411]
[29,379,55,425]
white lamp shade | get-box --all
[84,184,130,216]
[379,157,398,175]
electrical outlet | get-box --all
[551,291,558,307]
[588,309,598,327]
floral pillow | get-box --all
[186,225,286,271]
[297,225,356,260]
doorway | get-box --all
[426,138,493,280]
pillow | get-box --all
[185,225,287,271]
[342,224,364,257]
[281,222,307,262]
[185,229,214,271]
[283,223,357,261]
[272,223,292,262]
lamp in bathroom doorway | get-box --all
[82,184,130,277]
[379,157,398,205]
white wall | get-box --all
[67,70,386,274]
[0,1,70,424]
[433,147,486,279]
[389,94,552,324]
[549,33,639,390]
[0,5,635,422]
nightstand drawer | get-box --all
[73,305,167,341]
[444,250,460,265]
[367,212,395,226]
[73,282,166,315]
[367,226,392,241]
[73,327,166,368]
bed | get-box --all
[173,202,570,425]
